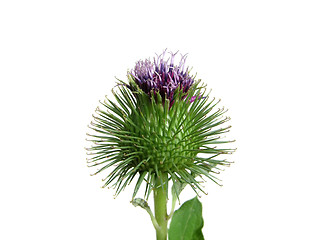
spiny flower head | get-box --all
[128,50,195,106]
[86,50,235,199]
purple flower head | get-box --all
[128,50,195,106]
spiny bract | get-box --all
[86,50,234,199]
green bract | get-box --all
[86,75,234,199]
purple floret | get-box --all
[128,50,195,106]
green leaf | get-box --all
[192,229,204,240]
[168,197,204,240]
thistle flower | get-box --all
[86,50,234,200]
[128,50,194,106]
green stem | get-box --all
[167,194,177,220]
[154,173,168,240]
[145,206,160,231]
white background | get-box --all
[1,0,316,239]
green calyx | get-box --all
[86,77,234,199]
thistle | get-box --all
[86,50,235,240]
